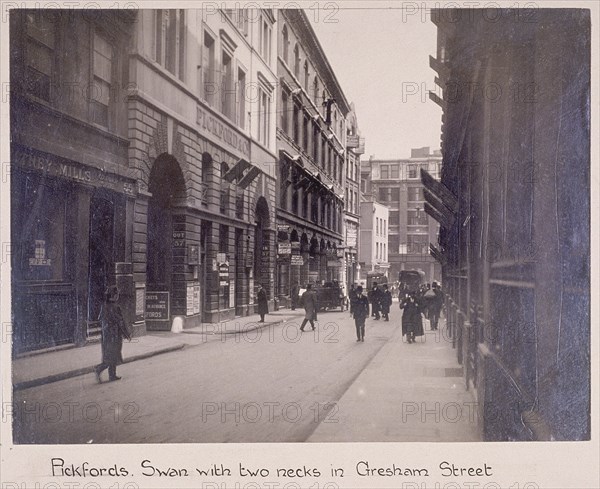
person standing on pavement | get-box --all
[351,285,370,342]
[299,284,318,331]
[400,292,425,343]
[380,284,392,321]
[257,284,269,322]
[429,281,444,331]
[369,282,382,320]
[95,285,131,383]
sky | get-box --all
[309,7,442,160]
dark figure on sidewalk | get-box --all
[300,284,318,331]
[95,286,131,383]
[349,284,357,317]
[368,282,382,319]
[290,282,300,310]
[429,281,444,331]
[380,284,392,321]
[351,285,370,342]
[257,284,269,322]
[400,293,425,343]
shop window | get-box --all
[24,11,55,102]
[16,178,66,282]
[91,32,113,127]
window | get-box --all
[407,209,428,225]
[24,12,55,102]
[391,187,400,202]
[221,50,234,120]
[391,164,400,179]
[236,190,244,219]
[389,210,399,225]
[91,32,113,127]
[237,10,249,36]
[407,186,424,202]
[380,165,389,179]
[294,44,301,78]
[408,164,418,179]
[155,10,185,80]
[220,163,230,213]
[313,77,319,104]
[353,191,358,214]
[379,187,391,202]
[312,123,319,161]
[376,217,379,236]
[202,32,215,105]
[237,68,246,129]
[302,192,309,219]
[257,88,271,146]
[389,235,400,254]
[281,89,289,134]
[303,114,309,152]
[282,25,289,64]
[260,16,272,64]
[407,234,429,254]
[304,60,309,89]
[293,103,300,144]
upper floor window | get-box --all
[380,165,389,179]
[313,77,319,105]
[391,164,400,179]
[259,16,272,64]
[24,12,55,102]
[155,10,186,80]
[408,164,418,179]
[281,89,289,134]
[294,44,300,78]
[257,87,271,146]
[91,32,113,127]
[407,186,424,202]
[221,50,234,120]
[304,60,309,90]
[202,31,215,105]
[282,25,289,64]
[237,68,246,129]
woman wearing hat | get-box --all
[94,285,131,383]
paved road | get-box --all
[13,309,399,444]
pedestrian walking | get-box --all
[429,281,444,331]
[95,285,131,383]
[351,285,369,342]
[257,284,269,322]
[400,292,425,343]
[299,284,318,331]
[380,284,392,321]
[349,283,357,318]
[368,282,383,320]
[290,282,300,311]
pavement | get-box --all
[12,310,304,391]
[307,315,481,442]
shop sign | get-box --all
[347,135,360,148]
[217,253,227,264]
[327,260,341,267]
[291,241,301,250]
[145,292,170,321]
[346,229,357,248]
[196,105,250,158]
[277,224,290,232]
[278,243,292,255]
[291,255,304,266]
[229,282,235,307]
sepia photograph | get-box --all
[1,1,598,485]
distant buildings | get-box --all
[362,148,442,283]
[358,199,389,278]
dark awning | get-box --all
[238,166,261,189]
[429,244,446,265]
[222,158,252,183]
[421,168,458,228]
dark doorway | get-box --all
[87,196,115,339]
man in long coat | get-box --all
[369,282,383,320]
[429,282,444,331]
[299,284,318,331]
[95,285,131,383]
[380,284,393,321]
[351,285,370,342]
[257,284,269,322]
[400,293,425,343]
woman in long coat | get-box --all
[95,285,131,383]
[257,285,269,322]
[400,293,424,343]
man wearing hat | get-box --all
[351,285,370,342]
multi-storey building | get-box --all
[362,147,442,283]
[358,199,389,278]
[9,8,279,352]
[343,104,364,292]
[274,9,350,305]
[429,8,590,441]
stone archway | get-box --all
[146,153,187,328]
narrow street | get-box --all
[14,309,400,443]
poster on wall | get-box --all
[186,284,194,316]
[193,284,200,315]
[135,286,145,322]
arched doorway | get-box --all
[254,197,271,298]
[146,154,187,328]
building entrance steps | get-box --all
[307,318,482,442]
[12,309,305,391]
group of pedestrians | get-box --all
[348,280,444,344]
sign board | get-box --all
[145,292,170,321]
[193,284,200,314]
[291,255,304,266]
[229,282,235,307]
[291,241,301,250]
[347,135,360,148]
[188,244,200,265]
[186,284,195,316]
[278,243,292,255]
[327,260,342,267]
[277,224,290,232]
[135,286,145,321]
[346,229,357,248]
